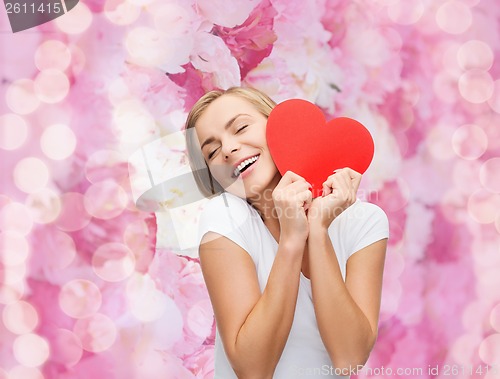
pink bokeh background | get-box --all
[1,0,500,378]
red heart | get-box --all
[266,99,374,198]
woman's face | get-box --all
[194,94,280,201]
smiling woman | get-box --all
[185,87,277,199]
[184,86,389,379]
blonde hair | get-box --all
[185,87,276,197]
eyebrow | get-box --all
[200,113,250,151]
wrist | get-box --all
[308,222,330,236]
[279,233,307,251]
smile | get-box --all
[232,155,260,178]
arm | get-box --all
[200,232,305,379]
[305,167,387,371]
[200,171,312,378]
[307,227,387,372]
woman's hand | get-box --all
[307,168,362,229]
[272,171,313,243]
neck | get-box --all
[246,173,282,228]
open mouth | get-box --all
[232,155,260,178]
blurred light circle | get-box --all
[35,40,71,71]
[125,27,171,68]
[34,69,70,104]
[42,230,76,269]
[0,232,29,266]
[458,70,494,104]
[387,0,424,25]
[84,180,128,219]
[0,282,25,305]
[0,114,28,150]
[467,189,500,224]
[13,334,50,367]
[3,264,27,286]
[92,242,136,282]
[479,333,500,365]
[59,279,102,319]
[107,78,130,106]
[457,40,494,71]
[154,3,192,35]
[55,2,92,34]
[452,124,488,160]
[50,329,83,367]
[0,202,33,235]
[480,158,500,193]
[2,300,38,334]
[488,80,500,114]
[104,0,141,25]
[113,100,157,145]
[40,123,77,160]
[84,149,126,183]
[124,220,150,259]
[25,188,62,224]
[13,157,50,194]
[436,1,472,34]
[462,300,490,333]
[6,79,40,115]
[426,124,455,160]
[126,273,168,322]
[451,334,481,366]
[73,313,117,353]
[54,192,92,232]
[8,366,43,379]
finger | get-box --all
[344,167,362,189]
[276,170,307,189]
[335,169,352,190]
[341,167,362,202]
[299,189,313,210]
[331,175,351,202]
[285,180,312,196]
[322,171,338,196]
[322,170,346,196]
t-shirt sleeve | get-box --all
[197,192,251,253]
[348,202,390,258]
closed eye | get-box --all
[236,125,248,132]
[208,147,219,159]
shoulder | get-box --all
[198,192,255,245]
[200,192,253,221]
[336,199,388,227]
[331,199,389,251]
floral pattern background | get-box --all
[1,0,500,378]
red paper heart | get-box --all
[266,99,374,198]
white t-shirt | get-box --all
[197,191,389,379]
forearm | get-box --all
[232,238,305,378]
[307,226,375,370]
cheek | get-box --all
[208,162,236,187]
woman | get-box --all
[185,87,389,378]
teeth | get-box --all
[233,155,259,177]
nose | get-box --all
[221,139,240,160]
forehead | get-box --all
[195,95,259,131]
